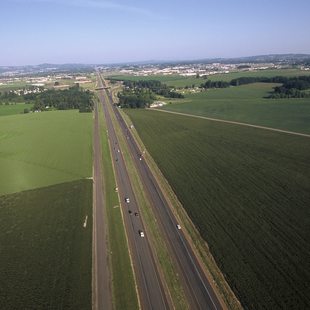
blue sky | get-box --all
[1,0,310,65]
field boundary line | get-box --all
[153,109,310,138]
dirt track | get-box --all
[154,109,310,138]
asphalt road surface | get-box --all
[101,74,223,310]
[96,73,170,310]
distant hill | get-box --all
[1,54,310,75]
[0,63,96,75]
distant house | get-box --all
[150,101,167,108]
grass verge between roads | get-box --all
[105,93,190,310]
[0,179,93,310]
[0,110,92,195]
[97,99,139,310]
[125,108,310,310]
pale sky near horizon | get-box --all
[1,0,310,65]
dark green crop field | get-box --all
[162,83,310,134]
[125,109,310,310]
[0,179,92,310]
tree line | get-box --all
[115,79,184,108]
[122,80,184,98]
[30,85,94,112]
[0,85,94,112]
[117,88,156,108]
[202,75,310,98]
[230,75,310,98]
[200,80,230,89]
[0,91,24,103]
[111,75,310,105]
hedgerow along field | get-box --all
[125,109,310,310]
[0,110,93,195]
[161,83,310,134]
[0,179,92,309]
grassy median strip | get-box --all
[105,94,189,310]
[97,100,139,310]
[121,110,241,310]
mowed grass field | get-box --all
[0,103,33,117]
[125,109,310,310]
[0,110,93,195]
[0,179,92,309]
[162,83,310,134]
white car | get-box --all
[176,224,181,230]
[139,230,145,238]
[125,197,130,203]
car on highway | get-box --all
[139,230,145,238]
[125,197,130,203]
[128,210,132,215]
[134,212,139,217]
[176,224,181,230]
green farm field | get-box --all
[0,81,29,91]
[109,68,309,88]
[0,103,33,117]
[0,179,92,309]
[0,110,92,195]
[162,83,310,134]
[109,74,206,88]
[125,109,310,310]
[206,68,310,82]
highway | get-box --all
[96,73,170,310]
[100,73,223,310]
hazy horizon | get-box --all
[1,0,310,66]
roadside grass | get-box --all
[0,103,33,116]
[98,99,139,310]
[161,83,310,134]
[0,179,93,310]
[106,94,189,309]
[125,109,310,310]
[0,110,92,195]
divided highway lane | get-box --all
[102,76,223,310]
[96,74,169,310]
